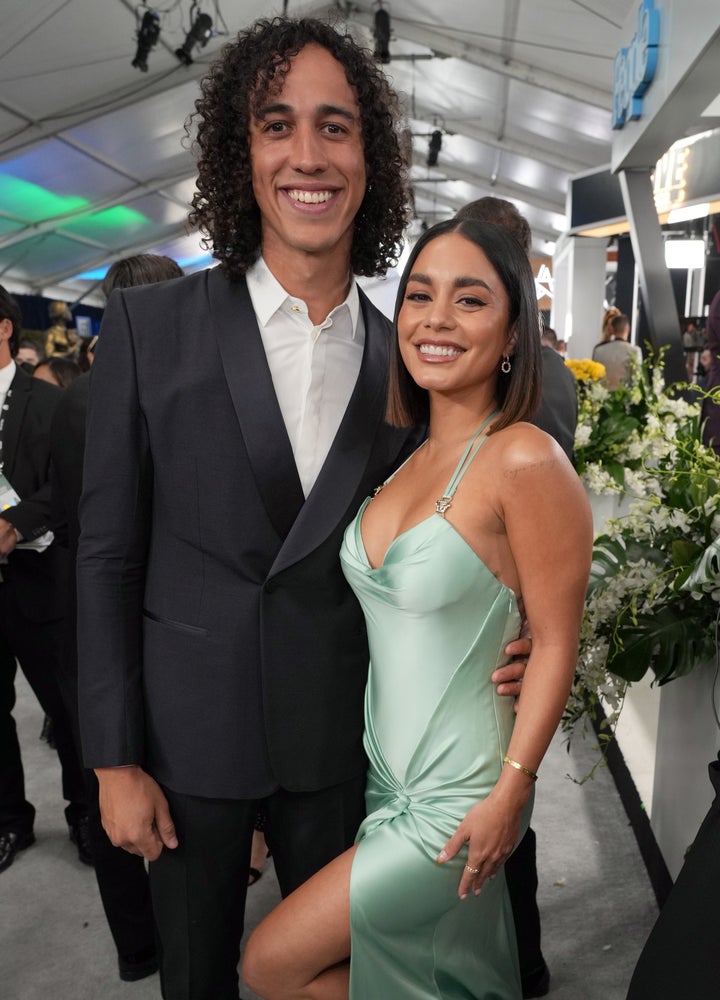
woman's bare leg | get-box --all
[242,844,357,1000]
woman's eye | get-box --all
[405,291,431,302]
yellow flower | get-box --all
[565,358,606,382]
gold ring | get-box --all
[464,864,481,875]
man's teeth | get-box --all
[419,344,463,357]
[288,190,333,204]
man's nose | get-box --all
[291,125,328,173]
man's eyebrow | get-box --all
[254,102,358,122]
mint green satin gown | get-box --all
[340,418,532,999]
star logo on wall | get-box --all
[535,263,554,300]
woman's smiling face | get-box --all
[398,231,516,400]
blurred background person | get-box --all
[16,338,45,372]
[50,253,182,982]
[592,313,642,389]
[454,196,579,997]
[700,289,720,454]
[32,357,82,389]
[0,284,90,877]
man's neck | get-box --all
[262,246,353,325]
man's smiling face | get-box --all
[248,44,367,271]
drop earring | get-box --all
[501,355,512,374]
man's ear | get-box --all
[0,318,13,345]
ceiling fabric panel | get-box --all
[2,0,709,303]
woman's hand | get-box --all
[435,793,524,899]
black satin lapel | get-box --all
[271,290,390,575]
[207,268,304,540]
[1,368,29,482]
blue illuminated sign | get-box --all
[612,0,660,130]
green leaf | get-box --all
[671,538,702,569]
[604,460,626,486]
[682,536,720,592]
[587,535,627,595]
[607,605,714,684]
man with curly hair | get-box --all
[77,17,527,999]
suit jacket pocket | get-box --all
[142,609,209,636]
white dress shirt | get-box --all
[0,359,16,471]
[246,258,365,497]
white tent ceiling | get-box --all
[0,0,701,305]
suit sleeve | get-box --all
[76,291,153,767]
[1,477,54,540]
[0,382,61,541]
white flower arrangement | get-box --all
[562,352,720,744]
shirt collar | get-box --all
[246,256,360,337]
[0,359,15,396]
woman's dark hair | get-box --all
[0,284,23,355]
[34,357,82,389]
[188,17,410,279]
[386,219,542,433]
[101,254,183,299]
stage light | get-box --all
[373,8,391,63]
[175,11,213,65]
[427,130,442,167]
[131,9,161,72]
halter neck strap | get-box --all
[440,410,498,502]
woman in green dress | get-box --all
[244,219,593,999]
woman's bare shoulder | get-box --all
[488,421,570,476]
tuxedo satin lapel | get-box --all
[1,369,29,482]
[270,290,390,576]
[207,268,304,540]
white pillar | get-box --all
[551,235,608,359]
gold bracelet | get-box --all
[503,755,538,782]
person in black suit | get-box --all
[77,19,530,1000]
[454,198,579,998]
[626,754,720,1000]
[50,255,183,982]
[537,327,577,463]
[0,284,89,874]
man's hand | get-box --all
[0,518,18,557]
[493,635,532,708]
[95,765,178,861]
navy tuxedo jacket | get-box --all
[77,267,416,800]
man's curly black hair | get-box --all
[188,17,410,279]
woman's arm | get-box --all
[438,426,593,897]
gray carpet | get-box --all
[0,670,658,999]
